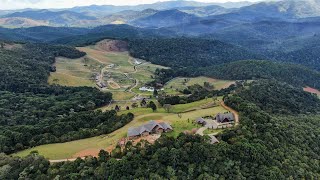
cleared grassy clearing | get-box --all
[165,76,236,92]
[49,40,168,100]
[48,73,95,87]
[14,99,227,160]
[203,128,224,135]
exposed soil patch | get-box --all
[72,146,114,158]
[304,87,320,95]
[108,80,121,89]
[2,43,22,50]
[96,39,128,52]
[131,134,161,146]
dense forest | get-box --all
[128,38,261,68]
[151,60,320,89]
[1,80,319,179]
[0,42,134,153]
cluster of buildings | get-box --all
[196,112,235,129]
[127,120,173,139]
[94,74,107,88]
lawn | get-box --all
[14,99,227,160]
[203,128,224,135]
[165,76,236,91]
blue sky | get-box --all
[0,0,263,10]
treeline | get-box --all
[0,110,134,153]
[158,83,238,106]
[0,43,85,93]
[1,80,319,179]
[52,24,174,46]
[150,60,320,90]
[128,38,261,68]
[229,80,320,114]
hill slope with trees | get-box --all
[0,42,133,153]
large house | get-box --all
[215,113,235,123]
[127,120,173,139]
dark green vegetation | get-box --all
[226,80,320,114]
[1,80,319,179]
[129,38,261,68]
[158,83,238,106]
[201,60,320,89]
[0,43,134,154]
[151,60,320,90]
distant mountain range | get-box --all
[0,0,256,27]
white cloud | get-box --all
[0,0,262,10]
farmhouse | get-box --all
[215,113,235,123]
[127,120,173,139]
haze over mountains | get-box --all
[0,1,257,27]
[1,0,320,71]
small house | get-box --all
[195,117,207,125]
[215,113,235,123]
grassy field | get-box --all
[14,99,228,160]
[165,76,236,92]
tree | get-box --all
[115,105,120,112]
[98,149,109,162]
[153,89,158,97]
[148,101,157,112]
[163,104,173,113]
[140,98,147,107]
[131,102,138,108]
[126,106,130,110]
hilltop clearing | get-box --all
[49,39,167,102]
[14,98,230,160]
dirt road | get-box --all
[220,101,239,125]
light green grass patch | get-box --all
[165,76,236,92]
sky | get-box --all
[0,0,263,10]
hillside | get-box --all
[2,80,320,179]
[4,9,97,26]
[128,38,261,68]
[103,9,158,24]
[0,42,137,154]
[132,9,199,28]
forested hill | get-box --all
[0,43,85,92]
[0,42,134,154]
[152,60,320,90]
[228,80,320,114]
[201,60,320,89]
[128,38,261,68]
[1,80,319,179]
